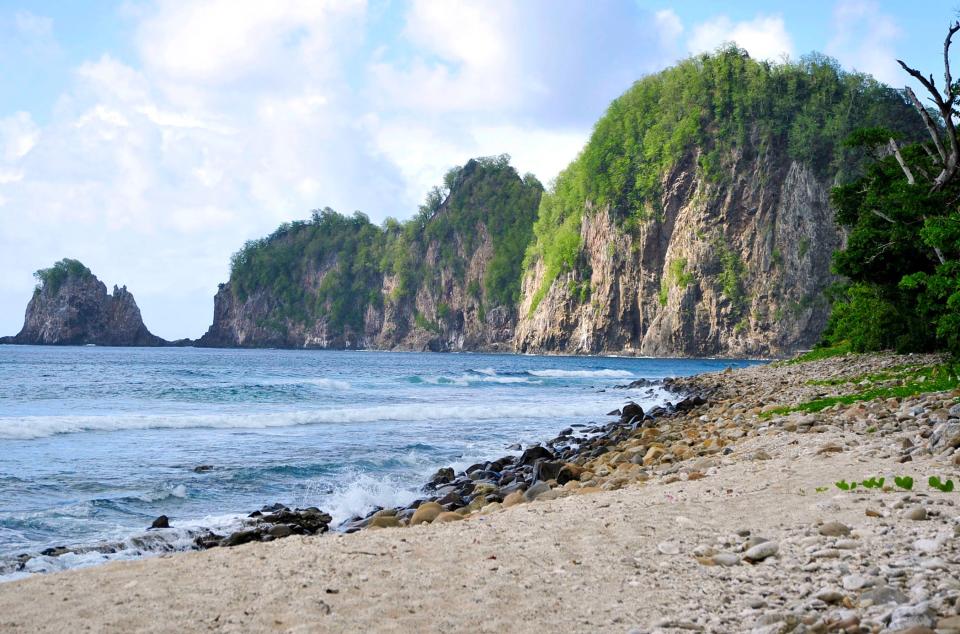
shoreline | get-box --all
[0,341,779,362]
[2,373,689,577]
[2,352,959,632]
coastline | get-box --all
[2,352,959,632]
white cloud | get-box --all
[14,10,53,39]
[0,112,39,161]
[826,0,902,85]
[0,1,697,339]
[689,14,794,61]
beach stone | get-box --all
[862,586,908,605]
[519,446,553,465]
[620,402,644,423]
[813,588,845,604]
[888,602,934,631]
[531,460,563,483]
[409,502,443,525]
[523,481,551,502]
[267,524,293,537]
[428,467,455,486]
[502,491,525,507]
[842,574,870,591]
[905,507,927,521]
[743,541,778,562]
[367,515,400,529]
[710,553,741,566]
[220,529,261,548]
[657,542,680,555]
[149,515,170,529]
[819,521,851,537]
[433,512,464,523]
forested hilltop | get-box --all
[198,156,543,349]
[199,48,927,355]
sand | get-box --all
[1,355,958,633]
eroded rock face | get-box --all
[6,274,164,346]
[514,148,840,358]
[198,159,534,351]
[198,228,520,351]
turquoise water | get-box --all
[0,345,761,577]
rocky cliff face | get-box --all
[515,148,839,357]
[198,157,540,350]
[5,264,165,346]
[198,52,923,357]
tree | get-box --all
[823,21,960,354]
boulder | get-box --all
[410,501,443,525]
[149,515,170,529]
[519,446,554,465]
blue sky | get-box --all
[0,0,956,339]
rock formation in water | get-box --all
[2,259,166,346]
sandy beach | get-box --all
[2,353,959,633]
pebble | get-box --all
[657,542,680,555]
[905,507,928,521]
[818,521,851,537]
[743,541,778,562]
[841,574,870,591]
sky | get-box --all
[0,0,957,340]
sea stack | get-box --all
[1,258,165,346]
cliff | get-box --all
[198,50,924,357]
[514,142,839,357]
[3,259,166,346]
[514,49,924,357]
[198,156,542,350]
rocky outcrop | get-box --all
[515,146,840,358]
[3,261,165,346]
[198,157,539,351]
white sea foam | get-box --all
[415,373,542,386]
[0,392,672,440]
[312,472,422,525]
[0,511,249,583]
[262,377,351,390]
[527,369,634,378]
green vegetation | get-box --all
[227,156,541,335]
[929,476,955,492]
[524,47,923,310]
[34,259,93,295]
[762,363,960,417]
[819,24,960,356]
[894,476,914,491]
[714,239,747,313]
[831,475,956,493]
[783,342,852,365]
[659,257,694,305]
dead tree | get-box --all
[897,21,960,191]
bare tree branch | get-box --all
[871,209,896,224]
[944,21,960,101]
[904,87,948,166]
[888,138,916,184]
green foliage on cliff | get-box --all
[34,259,93,295]
[525,47,923,311]
[227,157,542,334]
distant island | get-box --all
[1,259,167,347]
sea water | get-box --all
[0,345,761,578]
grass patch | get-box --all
[804,363,928,386]
[783,342,852,365]
[762,364,959,418]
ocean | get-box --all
[0,345,761,579]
